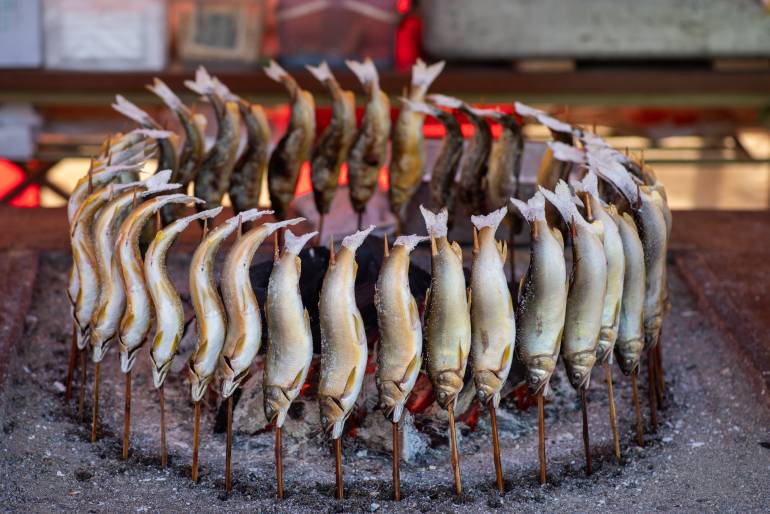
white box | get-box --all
[43,0,167,71]
[0,0,43,68]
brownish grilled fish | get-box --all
[485,112,524,212]
[458,105,494,214]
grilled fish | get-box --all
[307,62,357,216]
[509,192,567,395]
[541,181,607,390]
[420,206,471,409]
[230,101,271,215]
[458,105,494,215]
[264,61,316,219]
[389,59,445,221]
[146,207,223,388]
[220,216,307,399]
[346,59,391,214]
[613,212,646,375]
[318,225,375,438]
[422,95,465,220]
[188,209,271,402]
[469,207,515,407]
[375,234,427,422]
[117,194,202,373]
[264,229,318,427]
[485,112,524,211]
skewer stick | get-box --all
[91,362,100,442]
[122,370,131,459]
[580,388,592,476]
[275,426,283,499]
[78,349,86,421]
[537,391,546,485]
[447,402,462,497]
[225,396,233,493]
[647,351,658,431]
[631,370,644,447]
[192,401,201,482]
[334,437,344,500]
[604,362,621,460]
[488,401,504,493]
[64,324,77,401]
[391,420,401,501]
[654,341,665,399]
[159,384,168,467]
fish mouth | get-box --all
[90,334,113,363]
[566,351,596,390]
[644,316,663,350]
[220,357,249,399]
[319,395,348,439]
[433,371,464,409]
[596,327,617,363]
[526,355,557,395]
[474,371,504,407]
[378,382,407,422]
[614,338,644,376]
[264,386,291,428]
[119,342,142,374]
[189,364,212,403]
[76,326,90,351]
[151,358,173,389]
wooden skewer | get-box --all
[64,324,77,401]
[488,401,504,493]
[647,350,658,431]
[537,391,546,485]
[90,362,100,442]
[275,426,283,499]
[334,437,344,500]
[654,341,665,402]
[447,402,462,497]
[580,388,592,476]
[225,396,234,493]
[78,349,86,422]
[159,384,168,468]
[631,369,644,447]
[604,362,621,460]
[122,370,131,460]
[192,401,201,482]
[391,420,401,501]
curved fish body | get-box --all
[307,62,357,215]
[486,113,524,211]
[614,212,646,375]
[188,209,270,401]
[458,106,493,214]
[389,59,445,220]
[221,216,306,399]
[318,226,374,438]
[346,58,391,214]
[509,193,567,395]
[146,207,222,388]
[420,96,464,219]
[420,206,471,409]
[264,229,318,427]
[573,173,625,364]
[636,187,668,350]
[541,182,607,390]
[265,61,316,219]
[117,194,200,373]
[375,234,427,422]
[469,208,515,407]
[229,102,271,214]
[90,171,177,362]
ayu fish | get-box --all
[485,111,524,212]
[457,104,494,215]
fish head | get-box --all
[377,381,407,422]
[595,326,618,363]
[220,357,250,400]
[90,333,113,364]
[188,365,211,403]
[433,371,464,409]
[75,326,90,351]
[319,395,348,439]
[644,317,663,350]
[118,338,142,374]
[565,351,596,390]
[614,338,644,376]
[526,355,557,394]
[474,370,503,407]
[263,385,291,428]
[150,353,173,390]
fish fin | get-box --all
[498,343,512,373]
[112,95,157,127]
[342,367,358,400]
[571,170,600,199]
[419,205,448,239]
[289,367,305,391]
[590,219,605,242]
[551,227,565,248]
[517,274,526,303]
[353,312,366,346]
[263,60,287,83]
[306,61,334,83]
[507,289,514,315]
[509,192,546,222]
[470,206,508,234]
[423,287,431,320]
[548,141,584,164]
[466,287,472,312]
[400,353,421,386]
[408,296,420,328]
[450,241,463,261]
[346,58,379,87]
[147,78,185,111]
[341,225,375,252]
[457,343,465,371]
[539,181,588,228]
[427,93,463,109]
[294,254,302,275]
[393,234,428,253]
[283,228,316,254]
[401,98,437,117]
[499,240,508,263]
[303,308,311,333]
[412,59,445,89]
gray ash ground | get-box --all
[1,252,769,513]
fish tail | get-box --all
[112,95,157,127]
[509,192,546,222]
[184,66,216,96]
[230,208,273,226]
[571,170,599,198]
[147,78,184,111]
[132,128,174,140]
[466,106,502,119]
[419,205,448,238]
[173,207,223,228]
[393,234,429,252]
[412,59,445,89]
[341,225,375,251]
[263,60,288,83]
[401,98,436,116]
[346,58,379,86]
[427,93,463,110]
[284,229,317,254]
[539,181,585,225]
[470,206,508,233]
[305,61,334,83]
[264,217,304,235]
[548,141,584,164]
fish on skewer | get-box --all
[345,59,391,223]
[540,181,607,476]
[457,105,494,215]
[264,61,316,220]
[264,228,318,499]
[145,206,223,466]
[420,206,470,497]
[572,171,625,460]
[318,225,375,499]
[469,207,515,492]
[116,193,202,460]
[375,233,427,501]
[147,79,208,224]
[509,192,567,485]
[389,59,445,225]
[185,67,243,211]
[307,61,357,233]
[188,208,271,482]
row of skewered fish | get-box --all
[65,82,672,500]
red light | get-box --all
[396,0,411,14]
[0,160,39,207]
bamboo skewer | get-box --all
[191,401,201,482]
[122,370,131,459]
[225,396,233,493]
[447,402,462,497]
[647,351,658,431]
[488,401,505,493]
[604,362,621,460]
[537,391,546,485]
[159,384,168,468]
[580,388,592,476]
[78,349,87,422]
[392,421,401,501]
[90,362,100,442]
[64,325,77,401]
[631,370,644,447]
[334,437,344,500]
[275,426,283,499]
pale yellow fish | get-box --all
[614,212,646,375]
